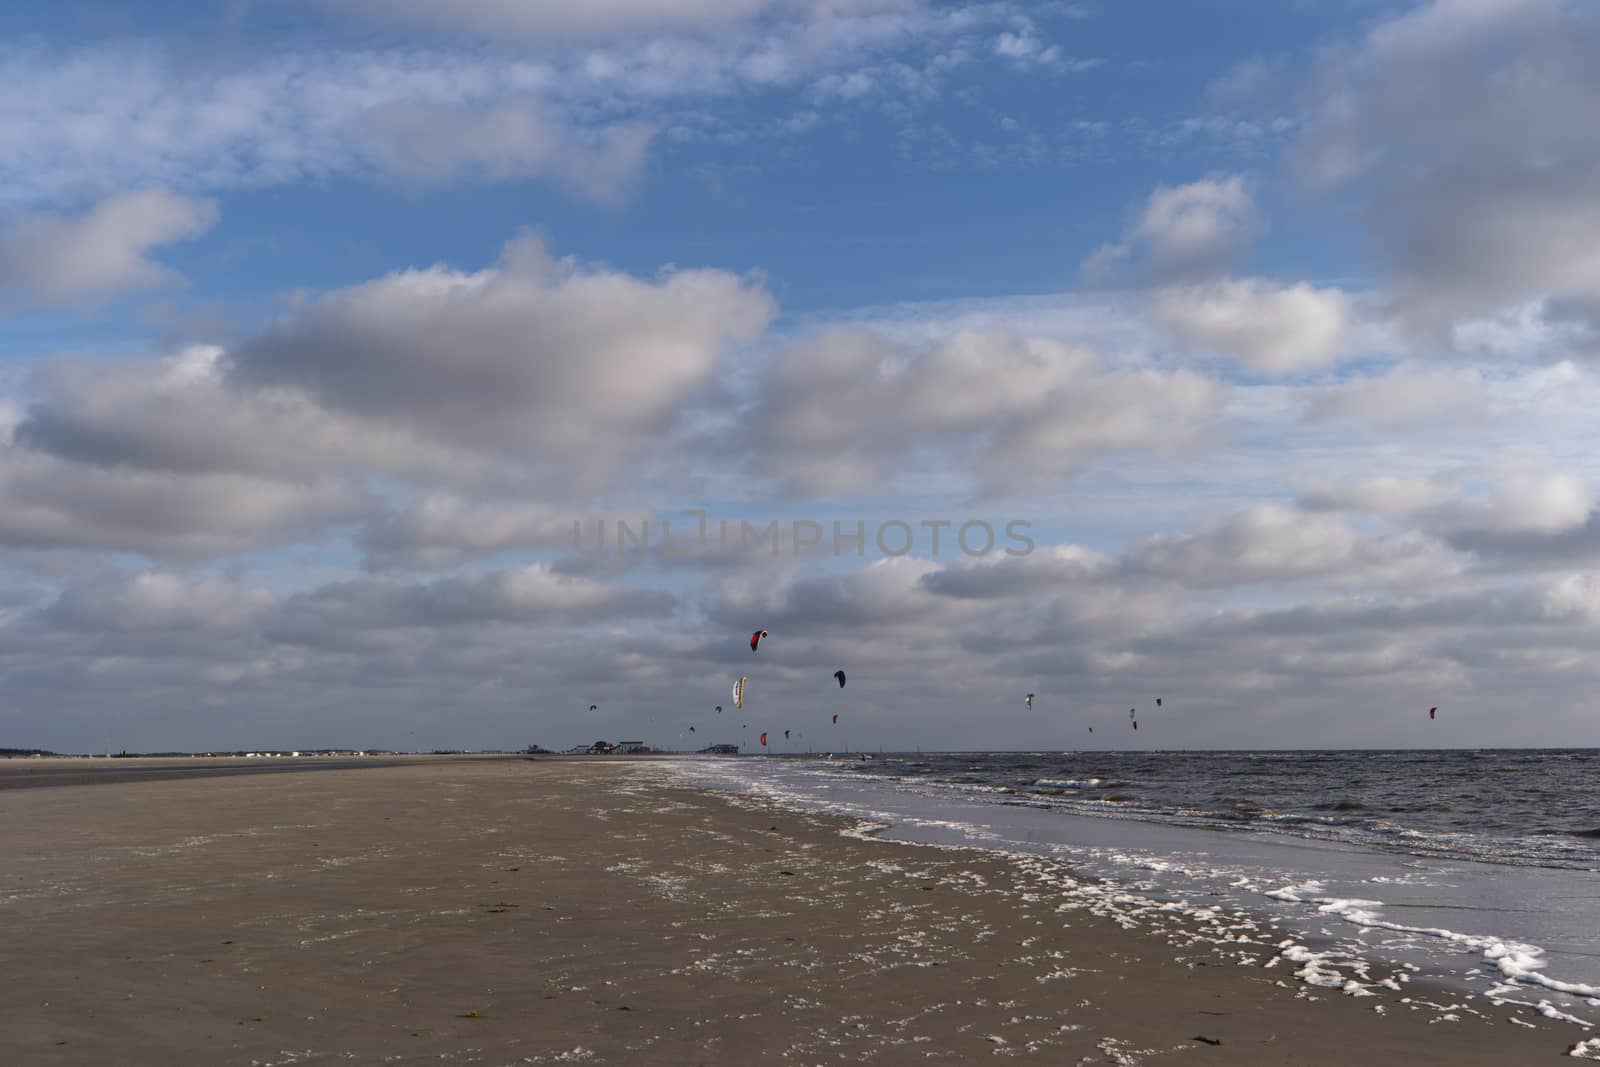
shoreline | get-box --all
[683,753,1600,1015]
[0,759,1586,1063]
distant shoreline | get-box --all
[0,752,510,791]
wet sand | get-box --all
[0,758,1583,1064]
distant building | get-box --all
[698,744,740,755]
[615,741,651,754]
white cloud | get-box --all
[812,70,876,100]
[1290,0,1600,331]
[349,103,655,204]
[315,0,913,40]
[232,234,774,489]
[1298,476,1454,517]
[1084,175,1257,283]
[1157,278,1351,375]
[991,29,1080,70]
[0,442,365,558]
[745,327,1222,496]
[1304,363,1484,424]
[921,544,1116,598]
[1136,176,1255,271]
[993,31,1040,58]
[0,235,797,586]
[1300,460,1595,544]
[361,495,584,571]
[0,190,216,311]
[1125,504,1459,589]
[711,555,948,631]
[269,564,673,646]
[1539,572,1600,623]
[15,345,478,483]
[43,571,276,633]
[0,43,638,207]
[1419,467,1593,538]
[1449,300,1599,361]
[3,234,775,556]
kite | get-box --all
[1156,697,1163,708]
[784,729,791,739]
[733,676,746,709]
[750,630,768,652]
[1025,693,1035,710]
[1430,706,1438,720]
[832,714,839,725]
[760,732,768,747]
[589,704,597,712]
[834,670,847,688]
[715,705,722,714]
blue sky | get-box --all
[0,1,1366,314]
[4,0,1600,754]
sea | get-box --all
[672,749,1600,1028]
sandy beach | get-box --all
[0,756,1585,1065]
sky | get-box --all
[4,0,1600,754]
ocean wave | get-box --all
[812,749,1600,872]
